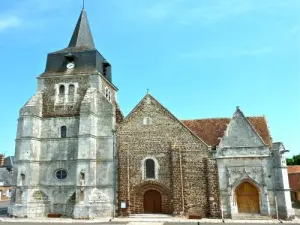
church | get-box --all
[8,8,294,220]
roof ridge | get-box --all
[182,116,264,122]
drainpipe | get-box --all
[127,139,131,215]
[112,129,117,219]
[179,148,185,215]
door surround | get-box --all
[235,181,260,214]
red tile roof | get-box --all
[288,166,300,174]
[182,117,271,149]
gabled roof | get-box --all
[288,172,300,191]
[288,166,300,174]
[68,8,95,50]
[0,168,12,186]
[115,102,124,124]
[182,116,271,149]
[2,156,14,168]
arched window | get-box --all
[59,85,65,95]
[69,84,75,102]
[59,85,65,102]
[61,126,67,138]
[145,159,155,179]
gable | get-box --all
[218,108,267,148]
[118,94,208,147]
[183,116,270,149]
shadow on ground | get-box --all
[292,201,300,218]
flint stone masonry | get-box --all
[117,94,220,218]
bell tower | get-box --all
[9,7,119,218]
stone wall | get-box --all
[42,75,89,117]
[215,108,294,220]
[117,94,220,218]
[9,73,117,218]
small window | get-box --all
[59,85,65,95]
[143,117,153,125]
[69,84,75,102]
[55,169,67,180]
[108,90,111,102]
[105,87,109,98]
[145,159,155,179]
[69,84,75,95]
[105,87,112,102]
[61,126,67,138]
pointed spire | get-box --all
[68,8,95,49]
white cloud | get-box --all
[0,16,22,32]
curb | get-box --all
[0,217,299,224]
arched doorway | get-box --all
[143,190,162,213]
[236,182,260,214]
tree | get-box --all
[287,154,300,165]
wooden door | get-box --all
[236,182,260,214]
[144,190,162,213]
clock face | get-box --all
[66,62,75,69]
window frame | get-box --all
[141,156,159,180]
[55,169,68,180]
[59,85,65,95]
[60,126,67,138]
[145,159,155,179]
[68,84,75,102]
[143,117,153,125]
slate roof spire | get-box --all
[68,8,95,49]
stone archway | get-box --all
[143,190,162,213]
[236,182,260,214]
[131,180,172,214]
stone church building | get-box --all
[9,8,294,220]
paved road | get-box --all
[0,223,297,225]
[0,223,126,225]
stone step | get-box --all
[129,214,173,218]
[232,213,272,220]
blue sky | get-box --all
[0,0,299,157]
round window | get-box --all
[55,169,67,180]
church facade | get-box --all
[9,8,294,220]
[117,94,294,219]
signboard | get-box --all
[120,201,126,209]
